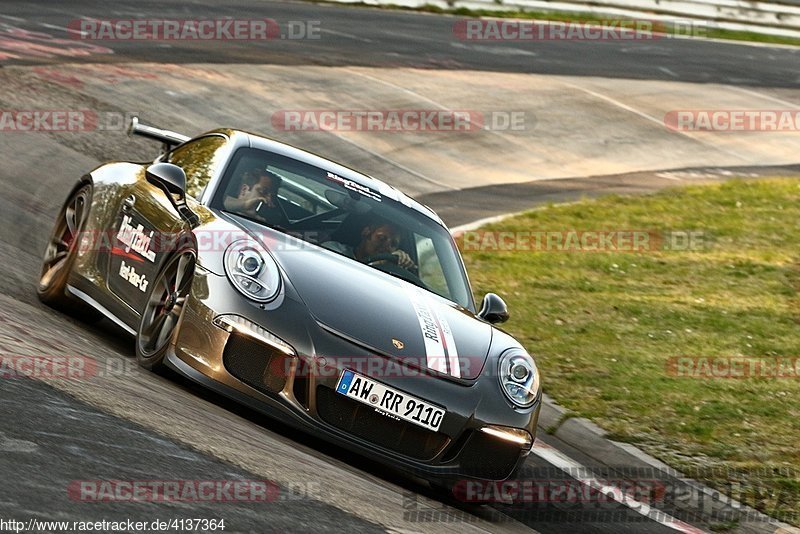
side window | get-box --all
[415,234,448,295]
[168,135,228,199]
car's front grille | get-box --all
[223,334,289,395]
[316,386,449,461]
[458,430,523,480]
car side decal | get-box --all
[116,214,156,262]
[403,286,461,378]
[118,260,149,292]
[107,210,161,312]
[110,247,144,263]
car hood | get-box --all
[230,217,493,380]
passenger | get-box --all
[223,167,287,227]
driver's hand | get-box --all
[392,250,416,270]
[243,196,274,212]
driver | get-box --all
[223,167,287,227]
[325,219,416,270]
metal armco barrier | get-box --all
[329,0,800,39]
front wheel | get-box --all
[135,248,196,371]
[37,183,101,321]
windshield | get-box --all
[210,147,473,309]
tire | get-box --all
[429,481,457,501]
[135,248,196,371]
[37,183,102,321]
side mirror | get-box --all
[145,163,199,228]
[146,163,187,199]
[478,293,510,324]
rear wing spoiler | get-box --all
[128,116,191,153]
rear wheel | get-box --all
[37,183,101,321]
[429,481,456,501]
[135,248,196,371]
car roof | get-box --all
[209,129,446,228]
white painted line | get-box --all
[320,29,373,43]
[343,69,457,111]
[654,172,686,181]
[610,441,797,530]
[0,13,25,22]
[531,440,708,534]
[39,22,86,36]
[451,41,537,57]
[343,68,531,150]
[681,35,800,50]
[380,29,441,44]
[451,213,520,235]
[475,15,800,50]
[559,80,749,163]
[658,66,679,78]
[728,86,800,108]
[449,165,739,234]
[450,200,585,234]
[560,80,680,131]
[74,15,101,23]
[329,131,457,190]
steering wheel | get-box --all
[365,253,400,266]
[365,253,429,290]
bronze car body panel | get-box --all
[53,126,540,485]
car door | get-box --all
[105,134,231,317]
[105,175,185,317]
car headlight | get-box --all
[498,350,540,408]
[223,239,281,302]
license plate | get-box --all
[335,370,445,432]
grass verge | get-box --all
[460,178,800,524]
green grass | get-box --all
[311,1,800,47]
[460,178,800,524]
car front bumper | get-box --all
[168,269,540,483]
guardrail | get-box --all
[330,0,800,39]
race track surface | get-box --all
[1,1,798,533]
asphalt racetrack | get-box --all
[0,1,799,533]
